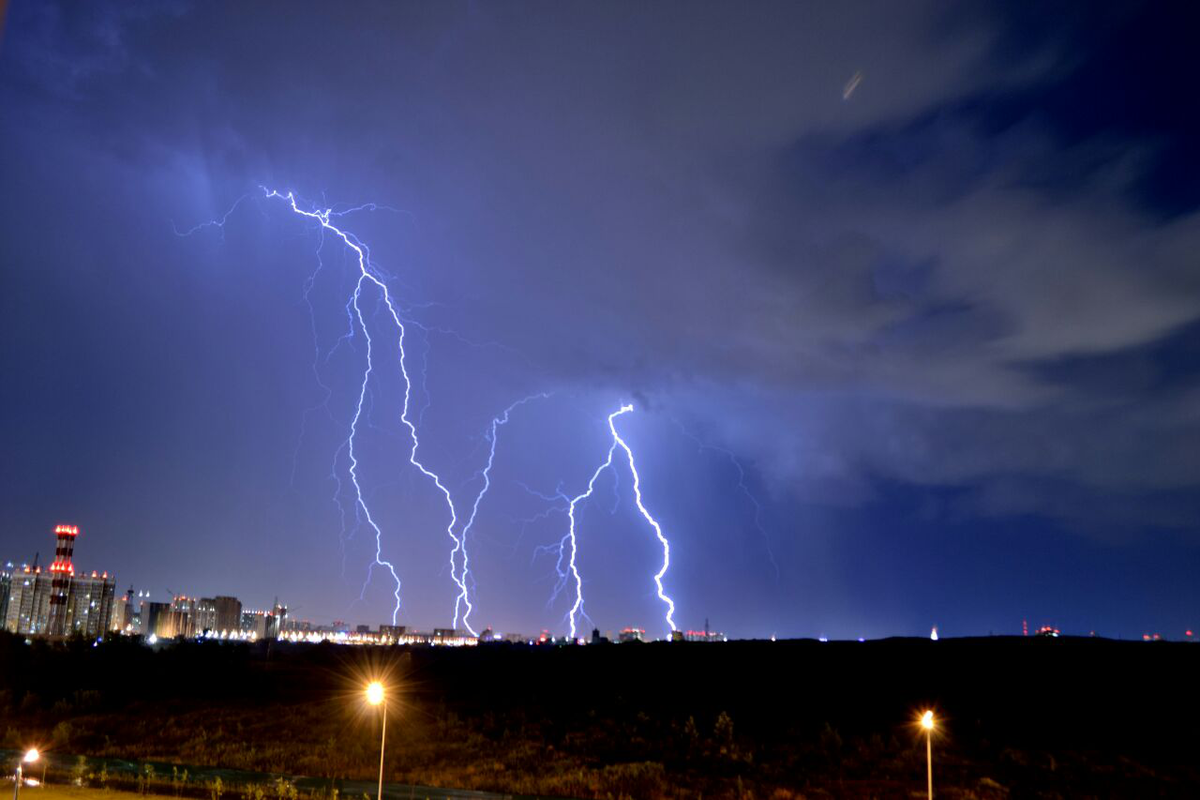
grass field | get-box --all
[11,785,147,800]
[4,634,1200,798]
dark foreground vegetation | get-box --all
[1,632,1197,798]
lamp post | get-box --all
[366,682,386,800]
[920,711,935,799]
[13,750,38,800]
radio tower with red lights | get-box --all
[46,524,79,636]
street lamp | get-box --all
[920,711,935,799]
[13,749,39,800]
[365,682,386,800]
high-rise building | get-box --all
[141,600,169,637]
[161,595,198,638]
[211,596,242,633]
[240,609,266,637]
[5,526,116,638]
[618,627,645,643]
[239,603,287,639]
[64,571,117,638]
[194,597,218,634]
[266,602,287,639]
[5,566,53,634]
[112,586,136,633]
[0,564,11,625]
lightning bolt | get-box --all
[178,191,682,636]
[181,188,554,630]
[608,405,677,635]
[561,437,619,638]
[553,404,677,638]
[183,186,460,623]
[265,188,429,622]
[453,392,550,635]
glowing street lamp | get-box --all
[920,711,935,799]
[365,682,386,800]
[13,749,39,800]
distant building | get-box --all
[682,630,727,642]
[5,564,116,638]
[0,564,12,627]
[193,597,218,634]
[4,525,116,638]
[211,596,242,633]
[65,571,116,637]
[111,586,136,633]
[267,603,287,639]
[431,628,476,646]
[141,600,169,637]
[282,618,316,633]
[5,567,51,634]
[618,627,645,643]
[241,609,268,638]
[161,595,199,637]
[239,603,287,639]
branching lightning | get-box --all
[182,187,464,623]
[180,189,688,637]
[452,392,549,634]
[560,437,619,638]
[266,187,430,623]
[544,404,677,638]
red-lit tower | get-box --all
[46,524,78,636]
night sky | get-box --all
[2,1,1198,640]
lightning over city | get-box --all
[265,187,420,623]
[177,188,688,636]
[540,404,677,638]
[8,3,1200,795]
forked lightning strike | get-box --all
[454,393,549,635]
[266,187,453,624]
[557,404,677,638]
[182,187,465,623]
[182,190,685,637]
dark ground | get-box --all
[1,632,1197,798]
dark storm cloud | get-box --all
[2,0,1197,637]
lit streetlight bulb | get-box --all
[22,750,39,764]
[921,710,934,731]
[366,681,385,706]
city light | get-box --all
[919,710,935,800]
[13,747,40,800]
[366,681,388,800]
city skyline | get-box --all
[2,2,1199,641]
[1,520,1189,642]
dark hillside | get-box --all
[2,634,1197,798]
